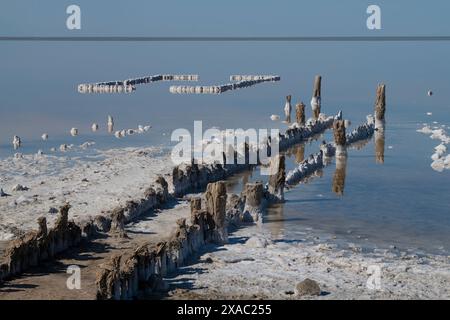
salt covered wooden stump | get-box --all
[242,182,264,223]
[110,207,127,238]
[311,75,322,119]
[190,197,202,213]
[284,95,292,123]
[268,155,286,201]
[107,115,114,134]
[205,181,228,244]
[37,216,48,237]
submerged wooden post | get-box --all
[311,75,322,119]
[268,155,286,201]
[205,181,228,244]
[295,102,306,125]
[374,84,386,121]
[284,95,292,123]
[333,120,347,157]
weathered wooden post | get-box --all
[110,207,127,238]
[190,197,201,213]
[268,155,286,201]
[333,120,347,157]
[37,217,47,237]
[374,83,386,163]
[242,182,264,223]
[332,156,347,196]
[284,95,292,123]
[374,84,386,122]
[205,181,228,244]
[311,75,322,119]
[295,102,306,125]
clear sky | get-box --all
[2,0,450,36]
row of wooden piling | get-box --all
[285,83,387,187]
[169,75,280,94]
[95,179,270,300]
[0,178,170,284]
[78,74,199,94]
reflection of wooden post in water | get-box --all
[268,155,286,201]
[375,123,386,164]
[266,204,285,239]
[295,102,306,125]
[374,84,386,164]
[333,120,347,157]
[284,95,292,123]
[332,155,347,196]
[311,75,322,120]
[374,84,386,121]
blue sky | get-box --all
[1,0,450,36]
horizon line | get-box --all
[2,35,450,42]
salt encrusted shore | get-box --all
[0,147,172,240]
[166,226,450,300]
[0,109,341,290]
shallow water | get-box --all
[227,115,450,256]
[1,41,449,256]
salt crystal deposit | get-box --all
[12,136,21,150]
[70,128,79,137]
[270,114,280,121]
[107,115,114,133]
[417,123,450,171]
[91,123,99,132]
